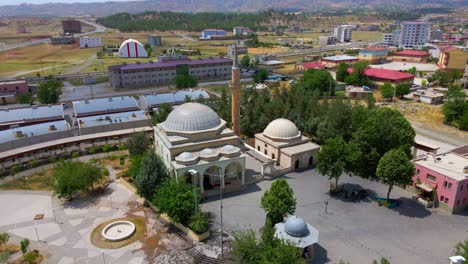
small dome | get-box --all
[175,152,198,163]
[285,216,308,237]
[263,118,300,139]
[219,145,241,155]
[199,148,219,159]
[163,103,221,132]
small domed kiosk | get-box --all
[275,216,319,261]
[255,118,320,170]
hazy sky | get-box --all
[1,0,137,5]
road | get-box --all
[274,41,373,58]
[411,122,467,147]
[0,19,106,53]
[60,78,252,102]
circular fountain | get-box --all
[101,221,136,241]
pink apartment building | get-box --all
[0,80,29,104]
[411,145,468,214]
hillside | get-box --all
[0,0,464,17]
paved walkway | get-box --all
[0,177,192,263]
[203,169,468,264]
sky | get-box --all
[1,0,137,5]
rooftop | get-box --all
[109,57,232,71]
[322,55,359,61]
[0,105,64,126]
[450,145,468,156]
[393,50,430,57]
[72,96,139,116]
[302,62,324,69]
[414,153,468,181]
[77,110,149,128]
[0,80,27,86]
[347,68,415,81]
[0,120,69,143]
[143,89,210,107]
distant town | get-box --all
[0,5,467,264]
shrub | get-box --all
[72,152,79,159]
[20,239,29,254]
[11,165,21,175]
[88,147,96,154]
[102,144,111,153]
[188,212,209,234]
[29,160,39,168]
[119,156,126,166]
[109,155,117,161]
[23,251,37,264]
[49,155,57,163]
[118,144,127,150]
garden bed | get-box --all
[159,213,209,242]
[371,197,400,208]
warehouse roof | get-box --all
[0,104,64,126]
[0,120,69,143]
[77,110,149,128]
[142,89,210,107]
[72,96,139,117]
[393,50,430,57]
[347,68,415,81]
[322,55,359,61]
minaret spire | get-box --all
[229,42,241,137]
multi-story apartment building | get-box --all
[399,21,430,48]
[382,30,400,46]
[438,47,468,71]
[333,25,353,42]
[79,37,102,48]
[318,36,337,46]
[109,55,232,88]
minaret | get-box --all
[229,44,242,137]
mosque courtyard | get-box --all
[203,168,468,264]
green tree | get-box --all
[253,69,269,84]
[37,79,63,104]
[152,104,172,124]
[20,239,29,255]
[126,132,150,156]
[351,108,415,178]
[135,152,168,200]
[53,160,105,199]
[0,232,10,252]
[373,257,391,264]
[421,79,427,88]
[174,74,198,89]
[366,93,376,109]
[336,62,349,82]
[127,155,144,179]
[443,85,468,130]
[317,136,348,187]
[376,148,414,202]
[380,83,394,101]
[241,55,251,68]
[453,240,468,263]
[344,61,370,86]
[144,43,152,57]
[16,92,34,104]
[153,178,199,225]
[260,179,296,224]
[232,230,262,264]
[298,69,336,95]
[188,212,209,234]
[395,83,410,98]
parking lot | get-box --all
[203,169,468,264]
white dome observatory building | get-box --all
[255,118,320,170]
[118,38,148,58]
[154,103,246,193]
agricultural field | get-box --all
[0,42,99,77]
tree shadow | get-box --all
[389,197,432,218]
[61,186,114,209]
[202,183,262,203]
[331,183,377,204]
[311,243,330,264]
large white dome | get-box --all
[263,118,300,139]
[163,103,221,132]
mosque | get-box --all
[153,46,320,193]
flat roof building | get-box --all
[72,96,140,118]
[79,37,102,48]
[411,151,468,214]
[0,104,64,130]
[201,29,227,39]
[77,110,150,135]
[358,47,389,64]
[109,56,232,89]
[438,47,468,71]
[321,55,359,68]
[393,50,431,63]
[0,80,30,105]
[139,89,210,112]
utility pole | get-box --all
[220,173,224,259]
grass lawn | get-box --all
[90,217,145,249]
[352,31,382,42]
[0,169,54,191]
[0,42,98,77]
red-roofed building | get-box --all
[347,68,415,86]
[393,50,431,63]
[295,62,324,72]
